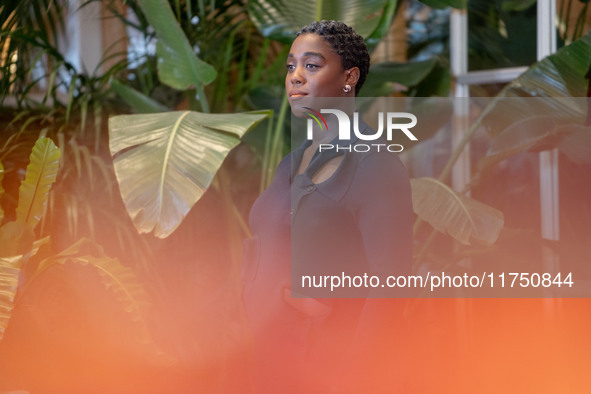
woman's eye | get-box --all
[306,64,319,70]
[285,64,295,71]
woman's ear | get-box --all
[345,67,360,88]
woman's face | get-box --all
[285,33,352,111]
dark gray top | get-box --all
[243,120,413,300]
[241,121,413,392]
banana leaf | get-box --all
[15,137,61,230]
[478,31,591,139]
[248,0,398,46]
[136,0,217,89]
[454,31,591,179]
[411,177,504,246]
[477,116,588,173]
[27,238,154,344]
[109,110,270,238]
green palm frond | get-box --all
[16,137,61,229]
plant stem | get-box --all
[174,0,181,20]
[196,84,210,113]
[412,216,424,237]
[198,0,205,17]
[412,102,490,262]
[414,227,438,269]
[315,0,323,21]
[218,167,250,269]
[250,38,271,91]
[235,24,251,108]
[565,0,573,43]
[437,120,478,184]
[267,94,288,185]
[574,1,589,41]
[260,115,275,193]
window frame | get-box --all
[449,2,560,247]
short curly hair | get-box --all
[296,20,370,96]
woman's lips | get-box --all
[289,92,308,98]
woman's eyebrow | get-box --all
[287,51,326,60]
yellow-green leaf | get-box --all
[0,255,22,343]
[0,236,48,344]
[0,222,35,258]
[15,137,62,229]
[411,177,504,246]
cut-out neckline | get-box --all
[290,118,369,185]
[310,155,344,184]
[293,140,346,186]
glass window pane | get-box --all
[468,0,538,71]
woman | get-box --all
[242,20,413,393]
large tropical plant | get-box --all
[411,30,591,270]
[0,137,61,342]
[0,137,176,390]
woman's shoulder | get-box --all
[351,141,407,174]
[275,140,310,178]
[350,122,407,168]
[277,151,292,169]
[272,150,294,176]
[344,142,411,202]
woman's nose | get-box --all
[290,66,304,85]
